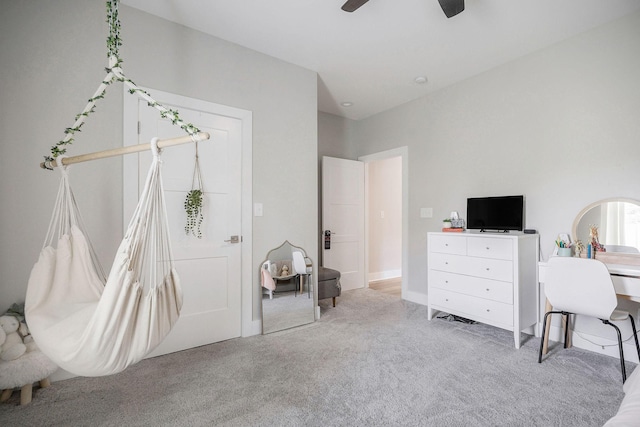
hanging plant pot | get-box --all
[185,143,204,238]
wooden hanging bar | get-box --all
[40,132,210,170]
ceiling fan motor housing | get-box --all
[438,0,465,18]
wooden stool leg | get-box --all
[1,388,12,402]
[40,378,51,388]
[332,296,336,307]
[542,299,552,355]
[20,383,33,405]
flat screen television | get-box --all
[466,195,524,232]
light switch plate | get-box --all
[420,207,433,218]
[254,203,263,217]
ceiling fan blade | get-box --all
[438,0,465,18]
[342,0,370,13]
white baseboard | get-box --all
[243,319,262,337]
[50,368,76,382]
[368,270,402,282]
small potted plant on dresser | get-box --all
[442,218,452,229]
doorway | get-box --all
[366,156,402,297]
[360,147,408,299]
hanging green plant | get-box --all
[184,143,204,238]
[184,189,203,238]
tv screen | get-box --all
[466,195,524,232]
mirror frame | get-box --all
[572,197,640,266]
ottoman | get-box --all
[318,267,341,307]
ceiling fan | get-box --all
[341,0,465,18]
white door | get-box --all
[322,156,365,291]
[125,98,242,357]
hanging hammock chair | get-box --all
[26,141,182,377]
[25,0,205,377]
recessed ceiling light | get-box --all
[414,76,428,84]
[340,101,353,107]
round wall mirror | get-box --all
[572,198,640,255]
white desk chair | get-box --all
[292,251,312,298]
[538,257,640,383]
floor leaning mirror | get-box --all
[260,241,315,334]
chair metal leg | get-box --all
[538,311,561,363]
[603,320,627,383]
[629,315,640,362]
[539,311,553,363]
[539,310,570,363]
[563,313,571,349]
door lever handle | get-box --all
[224,235,240,243]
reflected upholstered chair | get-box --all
[318,267,341,307]
[538,257,640,383]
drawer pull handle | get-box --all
[445,299,449,302]
[486,247,490,250]
[486,268,490,271]
[486,288,490,291]
[486,309,490,312]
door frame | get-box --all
[122,87,255,338]
[358,147,408,299]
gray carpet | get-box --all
[0,288,629,426]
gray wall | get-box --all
[0,1,318,322]
[347,11,640,296]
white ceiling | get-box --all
[121,0,640,120]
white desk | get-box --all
[605,264,640,303]
[538,260,640,353]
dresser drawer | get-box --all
[429,253,513,282]
[429,234,466,255]
[429,288,513,326]
[465,256,513,282]
[467,237,513,260]
[429,270,513,304]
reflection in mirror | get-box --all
[572,199,640,255]
[260,241,314,334]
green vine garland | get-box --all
[44,0,200,164]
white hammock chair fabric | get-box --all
[26,140,182,377]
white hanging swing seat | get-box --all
[26,139,182,377]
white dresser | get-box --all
[427,232,539,348]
